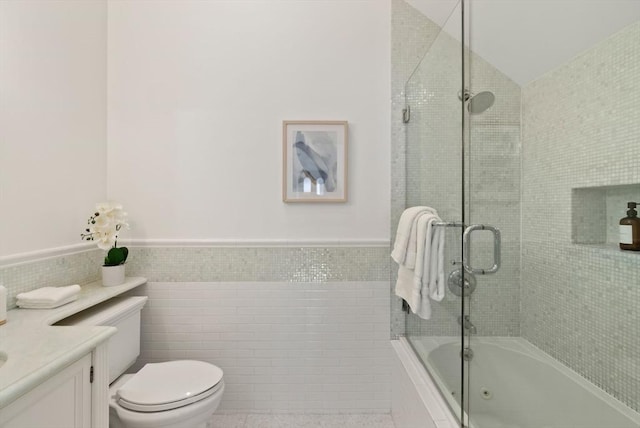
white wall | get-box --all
[107,0,391,242]
[0,0,390,258]
[0,1,108,257]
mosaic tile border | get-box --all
[0,249,103,309]
[125,246,390,283]
[1,245,390,310]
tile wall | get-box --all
[129,281,391,413]
[2,245,391,414]
[124,246,389,283]
[521,21,640,412]
[1,245,389,309]
[395,0,522,338]
[1,249,103,309]
[390,0,445,338]
[466,51,522,337]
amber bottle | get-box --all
[619,202,640,251]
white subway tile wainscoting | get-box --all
[130,281,391,414]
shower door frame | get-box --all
[460,1,470,425]
[400,0,476,425]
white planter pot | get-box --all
[102,264,125,287]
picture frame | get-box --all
[282,120,348,203]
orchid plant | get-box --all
[81,202,129,266]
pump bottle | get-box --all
[619,202,640,251]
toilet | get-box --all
[58,296,224,428]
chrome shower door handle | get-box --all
[462,224,501,275]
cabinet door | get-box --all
[0,354,92,428]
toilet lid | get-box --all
[117,360,223,412]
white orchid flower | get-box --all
[94,232,117,250]
[82,201,128,250]
[95,201,121,214]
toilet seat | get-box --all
[116,360,224,413]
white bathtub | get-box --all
[395,337,640,428]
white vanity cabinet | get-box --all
[0,277,146,428]
[0,340,110,428]
[0,354,91,428]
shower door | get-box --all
[403,1,640,427]
[402,0,506,426]
[403,0,471,426]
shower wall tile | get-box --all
[390,0,443,338]
[466,47,522,341]
[572,187,608,244]
[402,9,464,340]
[395,0,522,339]
[521,21,640,412]
[468,55,521,125]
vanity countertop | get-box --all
[0,276,147,409]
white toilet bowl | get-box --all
[108,360,224,428]
[59,297,225,428]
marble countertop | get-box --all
[0,277,147,409]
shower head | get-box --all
[469,91,495,114]
[458,89,495,114]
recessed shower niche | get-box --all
[572,184,640,247]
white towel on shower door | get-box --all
[394,213,433,313]
[425,222,446,302]
[394,213,445,319]
[391,206,439,268]
[413,216,445,318]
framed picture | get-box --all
[282,120,348,203]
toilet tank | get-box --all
[57,296,148,383]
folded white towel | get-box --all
[16,284,81,305]
[391,206,438,268]
[17,295,78,309]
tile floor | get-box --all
[210,413,397,428]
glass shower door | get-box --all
[461,0,518,425]
[401,1,506,425]
[403,1,469,425]
[403,1,640,427]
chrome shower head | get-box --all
[458,89,495,114]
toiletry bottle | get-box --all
[619,202,640,251]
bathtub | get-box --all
[394,337,640,428]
